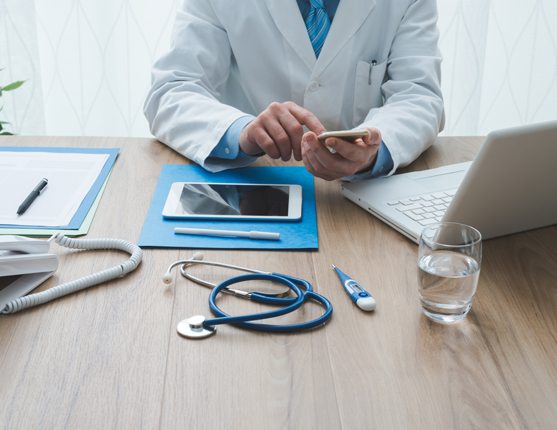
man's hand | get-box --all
[301,127,382,181]
[239,102,326,161]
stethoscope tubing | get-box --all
[204,273,305,327]
[205,273,334,333]
[168,258,334,334]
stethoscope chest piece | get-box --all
[177,315,216,339]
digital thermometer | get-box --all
[332,265,376,311]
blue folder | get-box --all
[0,147,119,230]
[138,165,318,250]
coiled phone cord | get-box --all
[2,233,142,314]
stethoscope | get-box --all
[162,252,333,339]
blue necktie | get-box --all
[305,0,330,58]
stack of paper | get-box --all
[0,147,119,237]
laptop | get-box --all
[341,120,557,244]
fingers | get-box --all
[240,102,324,161]
[261,116,294,161]
[302,133,348,181]
[309,135,359,176]
[242,124,277,158]
[242,115,289,160]
[302,131,381,180]
[325,137,363,162]
[262,102,308,161]
[302,142,338,181]
[240,101,375,171]
[361,127,382,147]
[277,102,325,160]
[285,102,327,136]
[277,110,304,161]
[324,127,382,165]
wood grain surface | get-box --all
[0,136,555,430]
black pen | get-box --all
[368,60,377,85]
[17,178,48,215]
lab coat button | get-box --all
[309,81,319,91]
[225,147,230,155]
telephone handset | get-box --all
[0,236,58,311]
[0,233,142,314]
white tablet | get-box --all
[162,182,303,221]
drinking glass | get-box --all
[417,222,482,323]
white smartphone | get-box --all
[317,129,369,143]
[162,182,303,221]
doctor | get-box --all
[144,0,444,181]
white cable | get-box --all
[2,232,143,314]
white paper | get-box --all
[0,152,109,226]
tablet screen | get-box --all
[177,183,290,216]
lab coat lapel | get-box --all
[263,0,317,71]
[313,0,376,77]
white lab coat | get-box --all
[144,0,444,175]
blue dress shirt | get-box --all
[208,0,394,179]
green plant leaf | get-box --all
[0,131,15,135]
[1,80,25,91]
[0,120,10,124]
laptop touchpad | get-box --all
[411,170,466,190]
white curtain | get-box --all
[437,0,557,135]
[0,0,46,134]
[1,0,556,137]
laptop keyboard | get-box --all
[386,189,458,226]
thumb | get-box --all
[363,127,382,146]
[302,131,318,144]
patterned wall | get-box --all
[1,0,556,137]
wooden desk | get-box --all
[1,136,556,429]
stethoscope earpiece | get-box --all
[162,272,173,284]
[162,252,204,284]
[192,251,204,261]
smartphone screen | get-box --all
[162,182,303,221]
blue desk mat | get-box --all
[0,147,119,229]
[138,165,318,250]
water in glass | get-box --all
[418,250,480,322]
